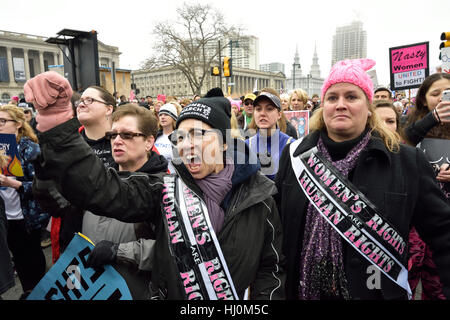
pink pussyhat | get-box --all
[321,58,376,103]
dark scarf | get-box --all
[298,130,371,300]
[195,158,234,234]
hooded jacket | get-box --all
[35,118,285,300]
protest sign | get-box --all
[389,42,429,91]
[418,138,450,198]
[418,138,450,170]
[0,133,23,177]
[284,110,309,138]
[27,233,132,300]
[441,47,450,74]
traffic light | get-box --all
[223,57,232,77]
[211,66,220,76]
[440,32,450,50]
[441,32,450,73]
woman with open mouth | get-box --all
[246,90,296,180]
[30,81,285,300]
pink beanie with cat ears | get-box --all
[321,58,376,103]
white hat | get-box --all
[159,103,178,121]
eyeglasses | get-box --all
[75,97,107,107]
[0,118,17,126]
[24,110,31,114]
[169,128,216,146]
[244,101,253,106]
[105,131,147,140]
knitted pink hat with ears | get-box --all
[321,58,376,103]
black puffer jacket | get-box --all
[35,118,285,300]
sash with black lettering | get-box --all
[289,141,412,298]
[161,175,239,300]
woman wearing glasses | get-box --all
[30,81,284,300]
[0,105,49,299]
[34,85,118,265]
[26,73,168,300]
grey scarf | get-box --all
[195,159,234,233]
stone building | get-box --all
[132,66,286,99]
[287,45,324,97]
[0,29,122,103]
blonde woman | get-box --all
[290,89,309,111]
[276,59,450,300]
[0,150,14,299]
[0,105,48,299]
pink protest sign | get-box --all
[389,42,429,90]
[390,43,428,73]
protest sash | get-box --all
[289,140,412,298]
[161,175,239,300]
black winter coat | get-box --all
[275,130,450,300]
[35,118,285,300]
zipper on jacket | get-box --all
[221,183,244,233]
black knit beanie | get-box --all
[176,89,231,137]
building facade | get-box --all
[221,35,259,70]
[287,45,324,97]
[131,66,286,99]
[331,21,367,67]
[99,67,132,99]
[260,62,285,74]
[0,30,122,103]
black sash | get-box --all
[289,140,411,297]
[161,175,239,300]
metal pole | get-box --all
[112,61,117,96]
[218,40,222,92]
[230,40,233,95]
[292,63,295,89]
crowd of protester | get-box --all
[0,58,449,301]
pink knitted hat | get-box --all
[321,58,376,103]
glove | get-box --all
[86,240,119,269]
[24,71,74,132]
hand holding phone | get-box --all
[443,90,450,102]
[438,90,450,122]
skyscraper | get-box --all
[331,21,367,67]
[222,35,259,70]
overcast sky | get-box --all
[2,0,449,86]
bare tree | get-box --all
[141,3,244,95]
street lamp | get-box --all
[292,62,301,89]
[307,74,312,96]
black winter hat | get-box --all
[176,88,231,137]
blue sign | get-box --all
[27,233,132,300]
[0,133,23,177]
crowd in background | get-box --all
[0,59,449,301]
